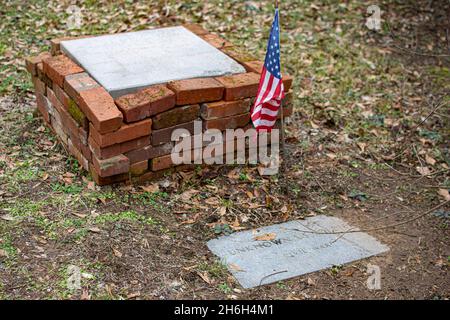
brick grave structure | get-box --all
[25,24,293,185]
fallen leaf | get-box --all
[112,247,123,258]
[228,263,244,272]
[196,271,212,284]
[127,292,140,299]
[438,189,450,201]
[219,206,227,216]
[254,233,276,241]
[88,227,101,233]
[416,166,431,176]
[425,155,436,166]
[180,189,198,202]
[0,249,7,257]
[81,289,90,300]
[140,183,159,193]
[71,212,87,218]
[0,214,14,221]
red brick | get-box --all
[167,77,224,105]
[78,86,123,134]
[125,142,173,163]
[90,164,129,186]
[53,84,70,109]
[89,135,150,160]
[68,138,89,171]
[152,104,200,130]
[25,52,52,76]
[92,154,130,177]
[79,126,88,145]
[64,73,100,102]
[152,120,196,146]
[48,88,80,141]
[130,160,148,176]
[215,73,260,101]
[50,115,69,145]
[89,118,151,148]
[200,34,233,49]
[283,74,293,91]
[284,90,293,107]
[32,77,46,95]
[37,62,53,88]
[242,60,264,73]
[203,113,250,131]
[151,154,174,171]
[42,55,83,87]
[183,23,209,35]
[115,85,175,123]
[36,93,51,124]
[201,99,251,120]
[278,104,293,119]
[222,47,258,63]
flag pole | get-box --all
[276,0,286,156]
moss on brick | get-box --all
[67,98,86,126]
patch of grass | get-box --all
[94,210,157,226]
[199,260,228,279]
[51,182,84,194]
[218,282,232,294]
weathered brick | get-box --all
[215,73,260,101]
[32,77,46,95]
[36,93,51,124]
[152,120,196,146]
[242,60,264,73]
[42,55,83,87]
[283,74,293,91]
[90,164,129,186]
[284,90,293,107]
[125,142,173,163]
[183,23,209,35]
[50,115,68,145]
[37,62,53,88]
[152,104,200,130]
[64,73,100,102]
[222,47,258,63]
[203,113,250,131]
[67,99,89,130]
[278,104,293,119]
[201,34,233,49]
[167,78,224,105]
[53,84,70,109]
[79,126,89,145]
[201,99,251,120]
[89,118,151,148]
[48,88,80,142]
[25,52,51,76]
[92,154,130,177]
[89,135,150,160]
[151,154,174,171]
[115,85,175,123]
[130,160,149,176]
[78,86,123,134]
[68,138,89,171]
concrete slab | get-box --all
[207,215,389,288]
[61,27,246,98]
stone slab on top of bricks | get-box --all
[60,26,246,98]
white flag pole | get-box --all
[276,0,286,155]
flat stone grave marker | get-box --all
[61,26,246,98]
[207,215,389,288]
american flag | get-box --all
[251,8,285,131]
